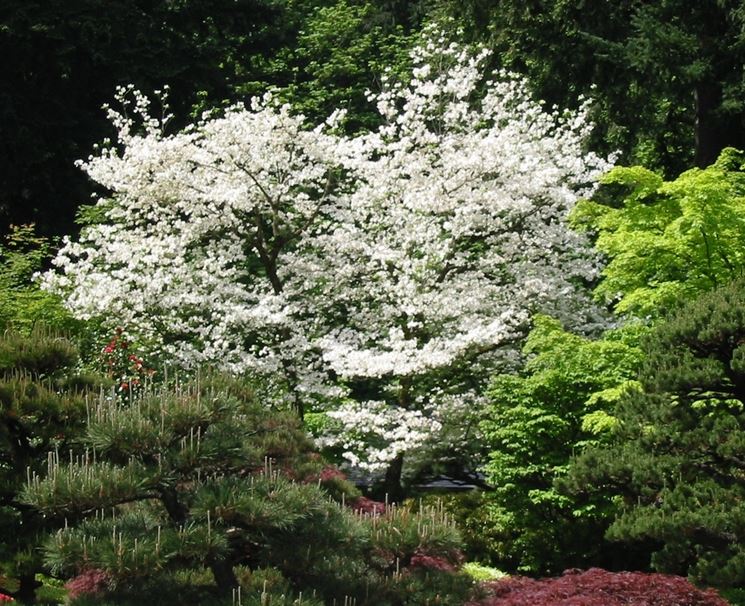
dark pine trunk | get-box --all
[159,487,189,525]
[210,560,238,593]
[14,572,41,605]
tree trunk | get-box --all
[381,452,405,503]
[694,79,723,168]
[14,572,41,605]
[159,487,188,525]
[375,376,413,503]
[278,352,304,420]
[210,560,238,593]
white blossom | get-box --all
[317,401,441,473]
[44,32,611,474]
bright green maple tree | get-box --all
[479,315,644,574]
[572,147,745,318]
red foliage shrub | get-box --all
[349,496,386,515]
[303,465,346,483]
[409,551,456,572]
[65,569,113,600]
[318,466,347,482]
[468,568,728,606]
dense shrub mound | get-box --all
[469,568,728,606]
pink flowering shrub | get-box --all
[469,568,728,606]
[65,568,113,600]
[0,593,14,602]
[101,327,153,395]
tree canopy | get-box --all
[480,316,644,574]
[571,147,745,318]
[434,0,745,175]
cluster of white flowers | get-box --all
[44,32,611,473]
[317,400,441,473]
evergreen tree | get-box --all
[0,329,94,604]
[20,375,471,605]
[563,278,745,587]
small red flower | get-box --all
[100,328,153,399]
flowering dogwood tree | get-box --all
[44,32,610,493]
[300,33,610,488]
[45,86,349,414]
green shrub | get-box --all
[0,225,78,333]
[478,317,644,574]
[462,562,506,582]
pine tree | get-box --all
[563,278,745,587]
[20,375,471,605]
[0,329,94,603]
